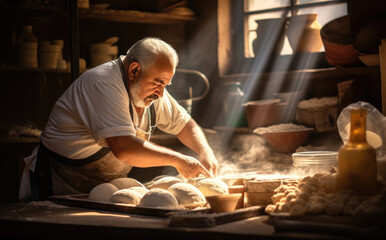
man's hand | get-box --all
[176,119,220,178]
[175,155,213,179]
[198,150,219,177]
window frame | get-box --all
[228,0,348,74]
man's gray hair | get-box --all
[126,37,179,71]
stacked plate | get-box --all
[292,151,338,169]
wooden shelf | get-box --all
[0,65,88,74]
[0,3,195,25]
[78,8,195,24]
[221,66,380,83]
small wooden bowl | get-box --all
[206,193,242,213]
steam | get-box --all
[211,132,334,179]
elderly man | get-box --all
[20,37,218,201]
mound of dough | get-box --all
[150,176,183,190]
[129,186,149,197]
[168,183,206,208]
[195,178,229,197]
[110,177,144,190]
[138,188,179,209]
[89,183,118,202]
[110,189,142,204]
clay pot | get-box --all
[320,15,360,67]
[286,14,323,53]
[206,193,242,213]
[244,99,288,129]
[252,18,287,57]
[228,185,245,209]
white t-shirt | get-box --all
[41,59,191,159]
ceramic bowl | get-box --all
[206,193,242,213]
[263,129,313,153]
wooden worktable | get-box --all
[0,202,357,240]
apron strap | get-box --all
[40,143,110,167]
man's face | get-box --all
[129,56,174,108]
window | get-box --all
[244,0,347,58]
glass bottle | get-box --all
[17,26,38,44]
[336,109,377,194]
[223,81,246,127]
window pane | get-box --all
[296,0,338,4]
[244,2,348,57]
[298,3,347,26]
[246,12,292,57]
[245,0,290,12]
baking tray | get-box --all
[49,194,210,218]
[168,205,266,228]
[49,194,267,227]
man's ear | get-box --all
[128,62,141,81]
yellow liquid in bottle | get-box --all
[336,109,377,194]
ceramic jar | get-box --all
[18,26,38,68]
[286,13,323,53]
[252,18,287,57]
[90,43,118,67]
[39,42,60,69]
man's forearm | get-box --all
[176,118,213,155]
[106,134,183,167]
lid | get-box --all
[292,151,337,167]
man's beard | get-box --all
[130,81,159,108]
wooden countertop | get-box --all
[0,202,356,240]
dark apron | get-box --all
[33,58,156,200]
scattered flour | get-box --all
[298,97,338,109]
[253,123,312,135]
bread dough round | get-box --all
[89,183,118,202]
[110,189,142,204]
[168,183,206,208]
[138,188,179,209]
[110,177,144,190]
[129,186,149,197]
[195,178,229,197]
[150,176,183,190]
